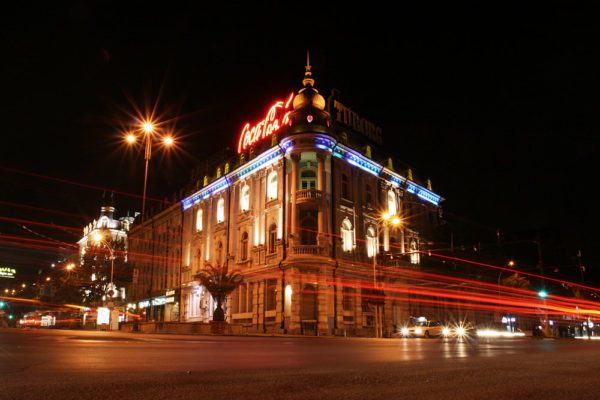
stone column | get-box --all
[317,151,326,246]
[290,153,300,243]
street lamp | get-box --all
[371,213,401,338]
[125,120,175,220]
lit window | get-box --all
[216,198,225,223]
[341,218,353,252]
[267,172,278,200]
[240,185,250,212]
[410,239,420,265]
[366,226,376,258]
[387,190,397,215]
[196,209,203,231]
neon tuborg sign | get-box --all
[237,93,294,154]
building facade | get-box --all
[129,202,183,322]
[171,62,443,336]
[78,200,135,302]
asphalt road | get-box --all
[2,328,600,400]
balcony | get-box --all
[290,245,328,257]
[296,189,324,204]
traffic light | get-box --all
[0,300,5,308]
[538,290,547,298]
[8,314,13,320]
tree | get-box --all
[501,273,532,290]
[79,239,131,305]
[195,263,242,322]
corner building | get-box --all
[179,63,443,336]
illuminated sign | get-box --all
[0,267,16,279]
[97,307,110,325]
[237,93,294,154]
[330,98,383,145]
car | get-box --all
[398,320,448,338]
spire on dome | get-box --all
[302,50,315,87]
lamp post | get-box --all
[125,121,174,221]
[371,213,401,338]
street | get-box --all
[2,328,600,399]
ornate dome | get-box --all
[292,53,326,111]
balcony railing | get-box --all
[296,189,323,201]
[290,245,327,256]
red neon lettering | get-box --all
[237,93,294,153]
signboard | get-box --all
[328,93,383,145]
[237,93,294,154]
[0,267,16,279]
[97,307,110,325]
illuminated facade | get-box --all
[77,201,135,301]
[174,61,443,335]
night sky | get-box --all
[2,2,599,282]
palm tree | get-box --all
[195,263,243,322]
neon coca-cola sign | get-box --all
[237,93,294,154]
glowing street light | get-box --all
[125,119,175,220]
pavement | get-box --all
[2,327,600,399]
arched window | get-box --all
[366,226,376,258]
[268,223,277,254]
[300,214,318,245]
[240,232,249,260]
[216,198,225,223]
[341,218,354,252]
[240,185,250,212]
[267,172,278,200]
[387,190,397,215]
[300,169,317,189]
[196,209,203,232]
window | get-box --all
[216,198,225,223]
[365,184,372,205]
[195,249,202,272]
[216,241,223,265]
[300,169,317,189]
[341,218,353,252]
[240,232,249,260]
[300,212,318,245]
[196,209,203,232]
[341,174,349,199]
[268,224,277,254]
[267,172,278,200]
[240,186,250,212]
[343,287,354,311]
[266,279,277,311]
[410,240,420,265]
[366,226,376,258]
[387,190,397,215]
